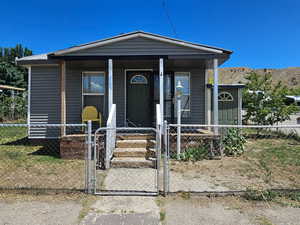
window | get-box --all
[130,75,148,84]
[82,72,105,95]
[218,92,234,102]
[82,71,105,118]
[175,72,190,116]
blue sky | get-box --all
[1,0,299,68]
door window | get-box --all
[130,75,148,84]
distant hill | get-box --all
[208,67,300,88]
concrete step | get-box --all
[147,148,156,158]
[114,148,147,158]
[148,140,156,148]
[116,139,147,148]
[111,157,155,168]
[117,134,154,140]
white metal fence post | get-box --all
[156,123,161,194]
[177,96,181,160]
[163,120,169,195]
[87,120,92,194]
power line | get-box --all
[161,0,178,38]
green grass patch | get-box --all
[0,126,27,144]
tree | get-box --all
[0,45,32,88]
[243,72,299,125]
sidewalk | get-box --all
[1,193,300,225]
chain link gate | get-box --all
[88,126,161,196]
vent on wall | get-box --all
[29,114,49,138]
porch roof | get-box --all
[16,31,232,67]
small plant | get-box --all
[160,211,166,221]
[222,128,246,156]
[180,192,191,200]
[244,188,277,201]
[179,146,209,161]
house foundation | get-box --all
[60,135,86,159]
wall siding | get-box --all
[30,66,61,138]
[30,62,207,138]
[179,68,206,124]
[65,63,107,128]
[64,37,206,56]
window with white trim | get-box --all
[82,72,105,115]
[218,92,234,102]
[82,72,105,95]
[175,72,190,117]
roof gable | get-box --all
[60,37,216,57]
[52,31,231,56]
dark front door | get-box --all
[126,71,153,127]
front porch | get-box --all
[58,56,222,136]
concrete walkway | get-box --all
[80,196,161,225]
[102,168,157,193]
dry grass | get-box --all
[170,136,300,191]
[0,126,105,191]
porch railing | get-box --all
[105,104,116,169]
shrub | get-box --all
[245,189,277,201]
[179,146,209,161]
[243,72,299,126]
[0,93,27,121]
[222,128,246,156]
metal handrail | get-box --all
[105,104,116,169]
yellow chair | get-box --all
[82,106,102,127]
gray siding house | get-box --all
[17,31,239,138]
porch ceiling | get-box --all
[64,58,211,70]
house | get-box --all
[17,31,241,139]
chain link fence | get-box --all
[93,127,160,195]
[0,123,88,192]
[2,122,299,196]
[165,124,300,193]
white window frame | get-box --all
[81,71,106,111]
[174,72,191,112]
[82,71,105,96]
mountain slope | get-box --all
[208,67,300,88]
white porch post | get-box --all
[159,58,164,123]
[27,66,31,135]
[108,59,113,113]
[60,61,66,136]
[213,58,219,134]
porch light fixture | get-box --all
[176,80,183,98]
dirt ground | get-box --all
[170,137,300,192]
